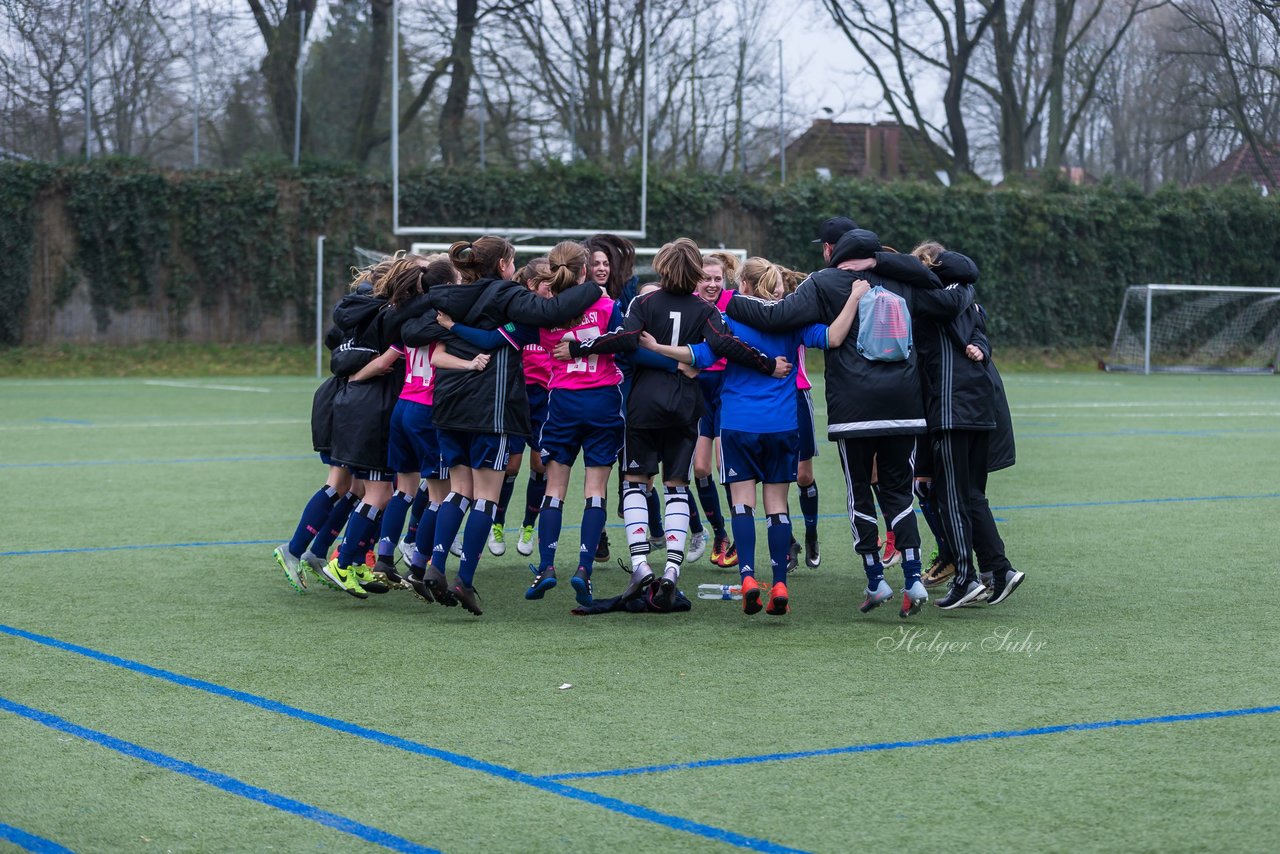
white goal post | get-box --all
[1104,284,1280,374]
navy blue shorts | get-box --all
[386,398,447,479]
[719,428,799,485]
[509,383,550,458]
[697,370,725,439]
[540,386,625,468]
[797,388,819,461]
[323,451,391,481]
[437,429,513,472]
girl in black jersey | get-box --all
[555,238,789,609]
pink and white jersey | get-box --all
[396,342,436,405]
[703,289,737,373]
[795,344,812,391]
[539,296,624,391]
[522,342,553,389]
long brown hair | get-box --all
[547,241,589,296]
[911,241,946,267]
[448,236,515,283]
[583,233,636,298]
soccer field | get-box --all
[2,370,1278,853]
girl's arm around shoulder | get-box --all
[350,347,401,383]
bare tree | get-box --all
[1169,0,1280,185]
[246,0,317,157]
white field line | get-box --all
[1012,411,1280,418]
[0,418,306,432]
[143,380,272,393]
[1011,400,1280,409]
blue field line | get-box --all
[0,454,311,470]
[540,704,1280,782]
[0,625,808,854]
[0,540,277,557]
[0,823,74,854]
[37,417,92,426]
[0,695,439,854]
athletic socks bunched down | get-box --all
[457,498,495,586]
[766,513,793,586]
[430,492,472,572]
[287,485,341,557]
[309,491,357,558]
[376,490,413,558]
[901,547,922,588]
[537,496,564,573]
[696,476,727,539]
[863,552,885,588]
[578,496,607,576]
[798,481,820,534]
[622,482,653,568]
[522,471,547,528]
[730,504,755,578]
[662,485,691,575]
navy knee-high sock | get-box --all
[522,471,547,528]
[457,498,494,587]
[338,501,380,567]
[537,496,564,573]
[578,497,607,577]
[730,504,756,578]
[287,485,340,557]
[696,476,726,538]
[377,490,413,557]
[410,501,440,570]
[309,491,356,557]
[798,481,820,534]
[494,475,517,526]
[404,481,430,543]
[647,487,665,537]
[863,552,885,587]
[688,499,704,535]
[430,493,471,573]
[767,513,793,586]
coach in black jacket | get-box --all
[725,228,973,615]
[874,250,1025,610]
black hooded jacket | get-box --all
[324,289,404,472]
[724,230,974,439]
[400,278,600,436]
[876,251,995,432]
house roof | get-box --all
[1198,142,1280,190]
[780,120,947,183]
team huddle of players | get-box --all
[273,218,1024,618]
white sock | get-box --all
[663,485,691,576]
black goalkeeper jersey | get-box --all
[568,288,774,429]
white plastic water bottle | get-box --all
[697,583,742,600]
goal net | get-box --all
[1104,285,1280,374]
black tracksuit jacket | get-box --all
[724,231,974,440]
[399,278,600,437]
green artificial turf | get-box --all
[1,371,1278,852]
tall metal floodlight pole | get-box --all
[778,39,785,185]
[391,0,400,232]
[477,56,486,169]
[640,0,649,236]
[191,1,201,166]
[84,0,92,161]
[293,9,307,167]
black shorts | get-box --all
[622,422,698,482]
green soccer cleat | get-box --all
[321,558,368,599]
[515,524,535,556]
[348,562,390,595]
[274,545,307,594]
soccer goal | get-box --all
[409,242,747,275]
[1104,284,1280,374]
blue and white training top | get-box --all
[691,320,829,434]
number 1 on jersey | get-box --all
[668,311,682,346]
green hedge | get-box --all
[3,159,1276,347]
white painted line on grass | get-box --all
[0,418,306,432]
[144,380,272,393]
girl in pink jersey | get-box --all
[370,255,461,590]
[526,241,626,607]
[509,260,554,558]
